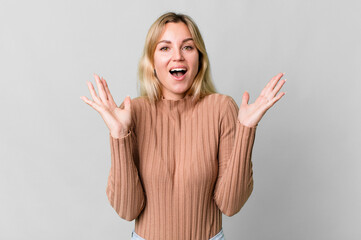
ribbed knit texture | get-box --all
[106,93,257,240]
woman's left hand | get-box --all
[238,72,286,128]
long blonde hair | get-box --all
[137,12,217,104]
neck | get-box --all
[161,93,187,101]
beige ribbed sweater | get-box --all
[106,93,257,240]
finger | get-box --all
[87,81,101,104]
[80,96,103,112]
[272,72,284,81]
[123,95,132,112]
[269,92,286,107]
[241,91,249,106]
[265,72,283,89]
[267,72,284,93]
[271,79,287,97]
[101,77,117,107]
[261,76,277,96]
[94,74,108,102]
[260,79,275,97]
[260,72,284,98]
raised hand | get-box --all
[80,74,132,138]
[238,72,286,128]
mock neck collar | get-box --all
[161,94,192,102]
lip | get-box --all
[169,65,188,81]
[169,71,186,81]
[169,65,188,71]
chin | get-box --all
[172,85,191,94]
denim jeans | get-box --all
[131,228,225,240]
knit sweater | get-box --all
[106,93,257,240]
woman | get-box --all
[81,12,286,240]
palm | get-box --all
[112,106,131,130]
[80,74,132,138]
[238,73,286,127]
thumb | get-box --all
[124,95,131,111]
[241,91,249,106]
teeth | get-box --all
[170,68,186,72]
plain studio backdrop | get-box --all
[1,0,360,239]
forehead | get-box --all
[158,22,192,41]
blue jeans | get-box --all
[131,228,225,240]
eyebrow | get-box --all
[157,38,194,45]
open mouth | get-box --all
[169,68,187,77]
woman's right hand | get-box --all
[80,74,132,139]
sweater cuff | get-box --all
[237,119,258,130]
[109,130,131,140]
[235,121,257,150]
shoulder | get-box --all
[120,96,150,129]
[130,96,150,107]
[117,96,151,116]
[119,97,146,109]
[201,93,237,109]
[128,96,152,117]
[201,93,239,122]
[198,93,238,120]
[118,96,150,109]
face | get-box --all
[153,22,199,100]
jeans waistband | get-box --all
[131,228,225,240]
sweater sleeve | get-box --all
[213,97,257,217]
[106,102,145,221]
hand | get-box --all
[80,74,132,138]
[238,72,286,127]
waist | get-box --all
[131,228,225,240]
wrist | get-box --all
[238,119,258,128]
[110,128,130,139]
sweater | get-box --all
[106,93,257,240]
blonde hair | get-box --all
[137,12,217,104]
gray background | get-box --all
[1,0,360,239]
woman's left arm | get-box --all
[213,73,286,216]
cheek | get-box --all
[154,53,170,70]
[191,53,200,73]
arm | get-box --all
[81,74,146,220]
[213,97,257,217]
[106,103,146,221]
[213,72,286,216]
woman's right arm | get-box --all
[81,74,145,221]
[107,128,145,221]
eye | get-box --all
[183,46,193,50]
[160,47,169,51]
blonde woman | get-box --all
[81,12,286,240]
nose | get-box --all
[172,48,184,61]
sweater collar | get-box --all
[161,94,192,102]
